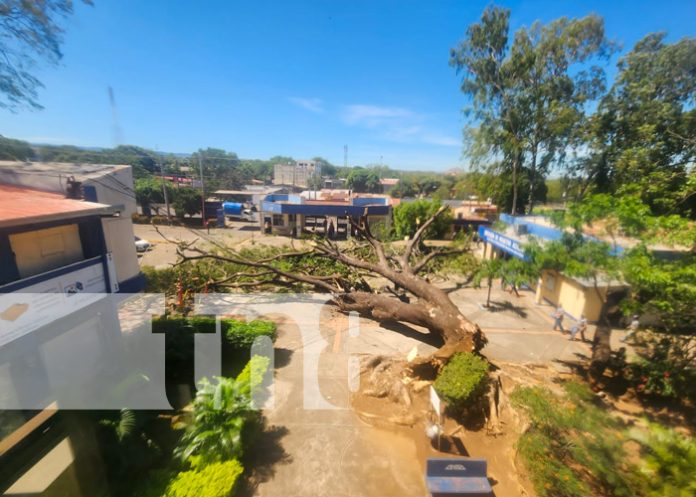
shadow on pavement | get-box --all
[239,424,291,497]
[378,321,445,348]
[274,348,294,369]
[485,300,528,318]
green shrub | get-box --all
[174,356,270,465]
[223,320,277,348]
[434,352,489,412]
[132,469,175,497]
[393,199,452,240]
[166,460,243,497]
[152,316,276,350]
[133,461,244,497]
[627,336,696,401]
[142,265,179,294]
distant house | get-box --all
[379,178,399,195]
[323,176,346,189]
[259,190,392,238]
[442,199,497,236]
[273,160,321,188]
[477,214,630,322]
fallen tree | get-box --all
[172,206,487,357]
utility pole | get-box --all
[344,145,348,168]
[159,155,171,223]
[198,154,206,228]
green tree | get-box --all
[451,6,613,214]
[312,156,337,177]
[473,258,502,308]
[0,135,34,160]
[0,0,92,110]
[172,188,202,218]
[578,34,696,217]
[191,148,244,190]
[393,199,452,240]
[346,167,381,193]
[135,177,169,215]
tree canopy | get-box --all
[0,0,92,110]
[451,6,614,214]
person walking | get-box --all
[570,315,588,341]
[552,305,565,332]
[621,315,640,342]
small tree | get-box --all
[173,188,202,219]
[473,259,502,308]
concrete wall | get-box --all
[536,270,607,321]
[101,217,140,286]
[83,166,136,217]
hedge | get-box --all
[151,316,276,349]
[133,460,244,497]
[166,460,244,497]
[434,352,489,412]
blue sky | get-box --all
[2,0,695,170]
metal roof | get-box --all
[0,184,116,229]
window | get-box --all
[10,224,84,279]
[272,214,284,226]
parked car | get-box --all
[134,236,151,253]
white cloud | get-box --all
[421,133,460,147]
[342,104,460,148]
[288,97,324,113]
[342,104,413,127]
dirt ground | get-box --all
[133,221,304,268]
[351,356,551,497]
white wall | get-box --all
[101,217,140,286]
[84,166,136,216]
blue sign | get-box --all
[478,226,526,259]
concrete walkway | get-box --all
[248,309,429,497]
[449,284,634,370]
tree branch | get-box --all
[402,205,449,270]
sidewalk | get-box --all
[447,283,637,370]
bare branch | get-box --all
[348,215,391,269]
[402,205,449,270]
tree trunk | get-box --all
[511,153,520,215]
[590,324,612,381]
[527,143,538,214]
[589,282,611,382]
[486,278,493,308]
[336,290,485,354]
